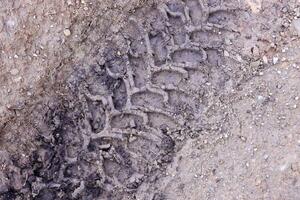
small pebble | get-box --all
[273,57,279,65]
[292,18,300,35]
[257,95,266,103]
[262,56,268,64]
[252,46,260,57]
[250,60,260,68]
[99,144,111,150]
[224,50,229,57]
[13,77,22,82]
[239,136,247,142]
[264,154,269,160]
[64,29,71,37]
[10,68,19,75]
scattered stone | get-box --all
[224,38,232,45]
[291,162,300,172]
[239,135,247,142]
[292,18,300,36]
[255,178,262,186]
[10,68,19,75]
[291,63,300,69]
[282,47,288,53]
[250,60,261,68]
[67,0,72,5]
[13,77,22,82]
[64,29,71,37]
[246,0,262,13]
[252,46,260,57]
[129,136,137,143]
[246,162,250,167]
[257,95,266,103]
[262,56,268,64]
[99,144,111,150]
[224,50,230,57]
[264,154,269,160]
[236,54,243,62]
[272,57,279,65]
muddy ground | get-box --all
[0,0,300,199]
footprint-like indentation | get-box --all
[148,112,177,130]
[112,79,128,110]
[105,57,127,75]
[85,66,117,95]
[188,70,208,89]
[130,57,148,88]
[129,39,147,57]
[172,31,187,45]
[152,70,184,86]
[191,31,223,48]
[146,8,168,33]
[103,154,132,184]
[208,66,230,89]
[131,91,165,109]
[166,0,185,13]
[127,138,160,171]
[208,10,235,25]
[123,19,144,40]
[168,15,184,26]
[150,34,169,65]
[206,49,224,66]
[172,49,205,64]
[207,0,222,7]
[185,0,203,25]
[86,99,106,133]
[111,113,144,129]
[168,90,199,118]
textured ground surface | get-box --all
[0,0,300,200]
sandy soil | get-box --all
[0,0,299,199]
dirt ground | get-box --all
[0,0,299,199]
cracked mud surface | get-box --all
[1,0,300,200]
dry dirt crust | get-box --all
[0,0,300,200]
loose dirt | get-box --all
[0,0,299,200]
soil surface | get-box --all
[0,0,300,200]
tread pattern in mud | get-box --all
[0,1,241,199]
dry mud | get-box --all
[0,0,300,200]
